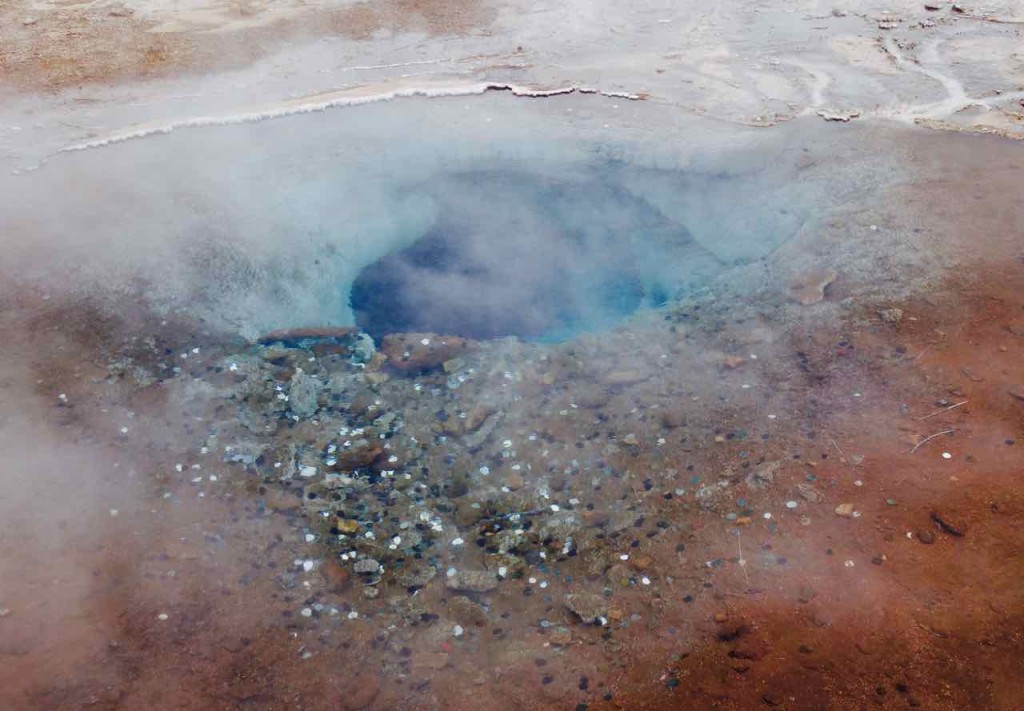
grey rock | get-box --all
[289,369,320,419]
[354,559,381,574]
[564,592,607,624]
[462,412,502,452]
[445,570,498,593]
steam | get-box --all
[0,95,886,339]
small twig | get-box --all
[910,429,955,454]
[918,400,968,421]
[736,531,750,587]
[913,346,931,362]
[917,622,948,638]
[829,438,854,467]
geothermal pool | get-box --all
[1,91,1024,711]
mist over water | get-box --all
[0,95,898,337]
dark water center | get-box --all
[349,169,708,342]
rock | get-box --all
[879,307,903,324]
[788,268,838,305]
[289,369,320,418]
[834,503,855,518]
[257,326,358,346]
[354,559,381,574]
[629,554,655,572]
[504,473,525,491]
[447,596,489,627]
[564,592,607,624]
[380,333,476,374]
[446,570,498,593]
[961,366,984,383]
[349,332,376,363]
[1008,385,1024,402]
[321,560,351,592]
[722,355,746,369]
[548,627,573,646]
[605,562,635,587]
[746,461,779,489]
[411,650,450,673]
[817,109,861,122]
[337,519,360,534]
[395,564,437,589]
[331,440,383,471]
[930,510,966,537]
[796,482,822,503]
[462,412,502,451]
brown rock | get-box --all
[548,627,573,646]
[257,326,357,346]
[722,355,746,369]
[447,596,489,627]
[332,442,383,471]
[916,529,936,544]
[504,474,525,491]
[1009,385,1024,402]
[834,503,855,518]
[564,592,607,624]
[630,554,654,572]
[380,333,476,374]
[321,560,351,592]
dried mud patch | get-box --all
[0,0,492,92]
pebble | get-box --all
[834,503,855,518]
[354,559,381,574]
[916,528,935,544]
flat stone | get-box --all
[353,559,381,574]
[445,570,498,593]
[788,268,838,305]
[257,326,358,346]
[834,503,855,517]
[380,333,476,374]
